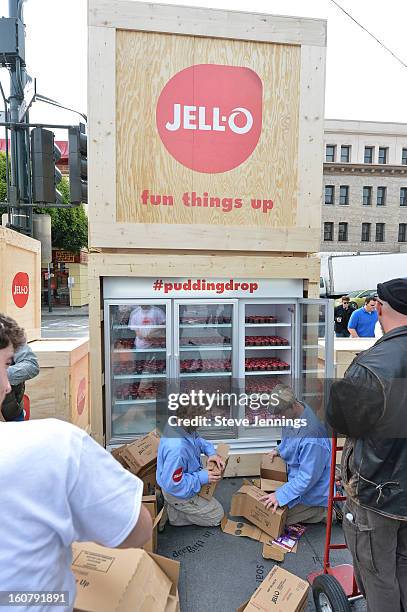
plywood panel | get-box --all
[116,30,300,230]
[89,0,327,47]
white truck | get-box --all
[319,252,407,298]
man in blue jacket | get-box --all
[157,406,225,528]
[260,385,331,525]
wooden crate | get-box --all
[0,227,41,342]
[24,338,90,431]
[88,251,320,443]
[88,0,326,253]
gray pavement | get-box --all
[158,478,367,612]
[41,315,89,339]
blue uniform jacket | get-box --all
[156,428,216,499]
[275,405,331,509]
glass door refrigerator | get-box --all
[104,287,333,448]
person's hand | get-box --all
[206,470,222,483]
[267,449,279,461]
[208,454,225,471]
[260,492,280,513]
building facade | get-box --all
[322,120,407,252]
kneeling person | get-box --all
[157,405,225,528]
[261,385,331,525]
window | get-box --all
[361,223,371,242]
[363,186,372,206]
[378,147,388,164]
[399,224,407,242]
[340,145,351,163]
[375,223,385,242]
[401,188,407,207]
[324,222,334,241]
[325,185,335,205]
[364,146,374,164]
[338,222,348,242]
[377,186,386,206]
[326,145,336,162]
[402,148,407,165]
[339,185,349,205]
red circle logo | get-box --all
[12,272,30,308]
[156,64,263,174]
[77,377,87,416]
[172,467,183,483]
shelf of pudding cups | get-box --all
[245,357,290,374]
[245,335,290,348]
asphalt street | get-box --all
[41,316,89,338]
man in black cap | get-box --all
[327,277,407,612]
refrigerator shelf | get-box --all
[245,370,291,376]
[112,324,166,330]
[179,323,232,328]
[113,373,166,380]
[180,345,232,351]
[113,348,166,353]
[245,323,291,327]
[114,399,156,405]
[179,372,232,377]
[245,345,291,350]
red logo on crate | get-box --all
[12,272,30,308]
[172,467,183,483]
[77,377,87,416]
[156,64,263,173]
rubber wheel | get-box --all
[312,574,352,612]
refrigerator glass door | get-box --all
[105,299,171,444]
[238,300,295,439]
[296,298,334,415]
[174,299,238,439]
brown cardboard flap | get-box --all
[262,542,286,561]
[259,478,284,492]
[221,516,274,546]
[230,485,287,539]
[260,455,287,482]
[165,594,180,612]
[150,553,180,597]
[199,443,230,501]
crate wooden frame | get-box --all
[88,0,327,253]
[89,250,320,443]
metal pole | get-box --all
[47,263,52,313]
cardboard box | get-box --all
[121,430,160,475]
[260,455,287,483]
[237,566,309,612]
[72,541,179,612]
[230,485,287,539]
[221,516,274,546]
[199,443,230,500]
[260,478,285,493]
[142,494,164,554]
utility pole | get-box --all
[7,0,32,235]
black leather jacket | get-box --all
[327,326,407,519]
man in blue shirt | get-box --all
[348,297,378,338]
[261,385,331,525]
[157,407,225,528]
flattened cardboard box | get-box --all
[260,455,287,483]
[199,443,230,500]
[221,516,275,546]
[237,566,309,612]
[230,484,287,539]
[72,541,179,612]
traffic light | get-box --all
[69,123,87,204]
[31,128,63,204]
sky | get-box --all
[0,0,406,139]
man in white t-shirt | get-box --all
[128,305,166,349]
[0,314,152,612]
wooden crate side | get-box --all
[88,273,104,444]
[25,367,70,421]
[89,0,327,47]
[0,229,41,342]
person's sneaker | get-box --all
[158,502,169,533]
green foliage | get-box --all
[0,151,7,210]
[35,176,88,252]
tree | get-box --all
[35,176,88,252]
